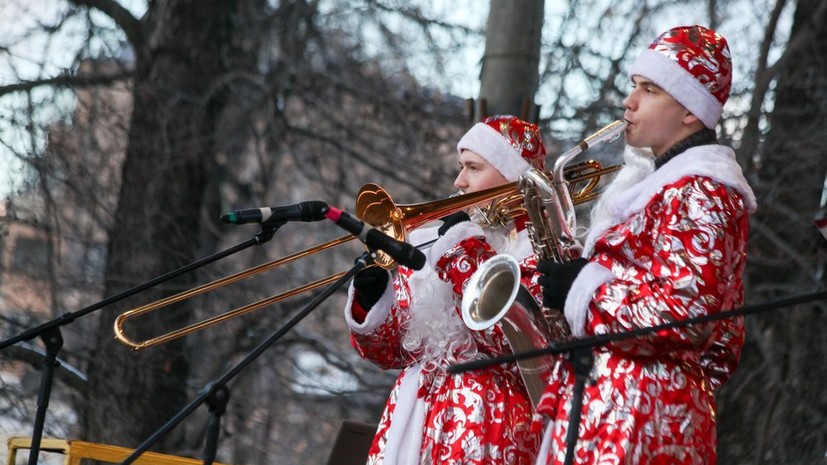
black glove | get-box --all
[353,266,389,309]
[438,211,471,236]
[537,258,588,310]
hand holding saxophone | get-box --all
[536,258,588,310]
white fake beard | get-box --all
[588,146,655,227]
[400,218,519,371]
[401,263,478,372]
[470,209,521,254]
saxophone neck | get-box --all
[552,120,628,182]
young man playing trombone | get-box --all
[343,115,547,465]
[534,25,757,465]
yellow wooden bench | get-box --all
[6,437,230,465]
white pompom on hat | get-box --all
[456,115,546,182]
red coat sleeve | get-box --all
[587,177,748,372]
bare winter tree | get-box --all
[77,0,244,451]
[475,0,544,121]
[71,0,472,461]
[1,1,473,463]
[2,1,827,464]
[718,1,827,463]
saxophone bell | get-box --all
[461,254,555,407]
[460,120,626,409]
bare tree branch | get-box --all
[0,72,132,97]
[69,0,143,49]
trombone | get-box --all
[114,153,622,351]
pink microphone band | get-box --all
[325,206,343,222]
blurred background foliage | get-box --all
[0,1,825,464]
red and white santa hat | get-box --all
[456,115,546,182]
[630,25,732,129]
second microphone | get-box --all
[325,206,426,271]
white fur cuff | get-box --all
[344,272,395,334]
[564,261,615,337]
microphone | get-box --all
[221,200,329,225]
[325,206,426,270]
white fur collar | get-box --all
[583,144,756,256]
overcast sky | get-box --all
[0,0,796,196]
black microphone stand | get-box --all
[448,289,827,465]
[561,346,592,465]
[117,250,376,465]
[0,221,286,465]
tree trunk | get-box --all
[718,1,827,463]
[475,0,544,122]
[82,0,234,451]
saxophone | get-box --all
[460,120,626,408]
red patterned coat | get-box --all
[535,145,757,465]
[344,222,544,465]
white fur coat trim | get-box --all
[567,144,756,337]
[583,144,756,257]
[428,220,535,265]
[344,269,395,334]
[383,365,426,465]
[344,225,455,335]
[564,262,615,337]
[427,221,486,264]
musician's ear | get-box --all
[683,112,702,128]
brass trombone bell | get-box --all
[566,159,621,203]
[113,159,621,350]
